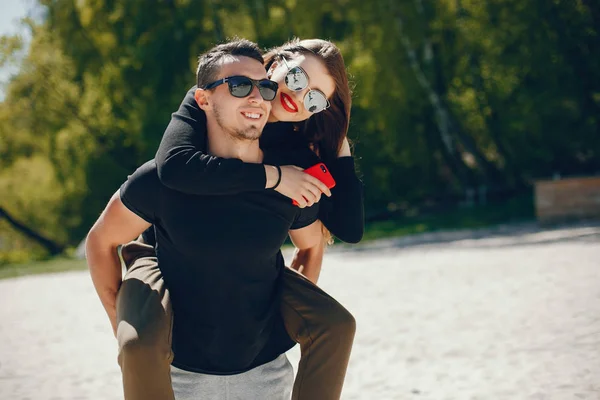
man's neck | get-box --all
[206,120,263,163]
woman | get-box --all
[117,38,364,400]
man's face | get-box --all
[202,56,272,141]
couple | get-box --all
[86,37,364,400]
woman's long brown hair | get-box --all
[264,39,353,244]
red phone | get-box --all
[292,163,336,206]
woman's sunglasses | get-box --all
[281,57,330,114]
[202,76,278,101]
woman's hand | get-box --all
[266,165,332,208]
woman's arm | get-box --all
[155,87,331,206]
[318,139,365,244]
[155,87,266,195]
[289,221,325,284]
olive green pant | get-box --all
[116,239,356,400]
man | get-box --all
[86,39,325,399]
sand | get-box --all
[1,223,599,399]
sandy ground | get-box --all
[0,222,599,399]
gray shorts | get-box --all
[170,354,294,400]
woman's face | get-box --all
[267,53,336,123]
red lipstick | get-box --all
[280,92,298,113]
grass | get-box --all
[361,194,535,242]
[0,257,87,280]
[0,195,535,280]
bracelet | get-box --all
[271,165,282,190]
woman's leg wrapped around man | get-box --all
[280,267,356,400]
[116,237,175,400]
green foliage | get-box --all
[0,0,598,260]
[362,192,535,242]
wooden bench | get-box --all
[534,177,600,222]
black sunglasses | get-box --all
[202,76,278,101]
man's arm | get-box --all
[85,191,152,336]
[288,221,326,284]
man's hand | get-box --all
[265,165,332,208]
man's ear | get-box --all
[194,88,211,111]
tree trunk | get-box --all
[442,0,508,186]
[0,207,65,256]
[389,0,473,187]
[469,55,527,187]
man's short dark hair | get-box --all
[196,38,264,88]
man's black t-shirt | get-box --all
[120,148,319,374]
